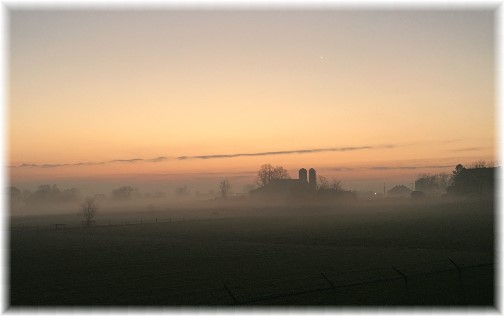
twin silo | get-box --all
[298,168,316,190]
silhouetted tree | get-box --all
[317,176,329,190]
[256,164,290,187]
[415,173,448,194]
[437,173,451,190]
[317,176,342,191]
[453,164,465,178]
[51,184,61,197]
[9,186,22,208]
[447,163,496,196]
[175,185,190,197]
[314,177,354,201]
[60,188,81,202]
[9,186,20,199]
[219,180,231,198]
[25,184,80,205]
[111,186,135,200]
[331,179,343,191]
[469,160,494,169]
[31,185,52,202]
[79,197,98,226]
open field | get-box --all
[10,198,494,306]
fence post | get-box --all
[448,257,467,304]
[321,272,336,304]
[223,285,239,305]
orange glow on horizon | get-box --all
[9,10,495,190]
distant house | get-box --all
[387,185,412,198]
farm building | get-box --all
[386,185,412,198]
[249,168,316,200]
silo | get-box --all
[309,168,317,190]
[299,168,308,182]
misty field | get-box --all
[10,198,494,306]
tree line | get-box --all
[415,161,496,197]
[8,184,171,209]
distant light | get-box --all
[374,192,377,195]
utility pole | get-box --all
[383,182,386,198]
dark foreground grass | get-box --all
[10,198,494,306]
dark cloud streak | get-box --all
[10,145,396,169]
[177,145,395,160]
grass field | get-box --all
[10,198,494,306]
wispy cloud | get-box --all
[327,167,355,171]
[177,145,395,160]
[10,144,396,169]
[13,157,169,168]
[147,157,169,162]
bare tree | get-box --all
[469,160,494,169]
[111,186,136,200]
[317,176,342,191]
[219,180,231,198]
[317,176,330,190]
[79,197,98,226]
[415,173,452,194]
[437,173,451,191]
[469,160,486,168]
[330,179,343,191]
[256,164,290,187]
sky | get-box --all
[8,9,496,194]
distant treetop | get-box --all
[256,164,290,187]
